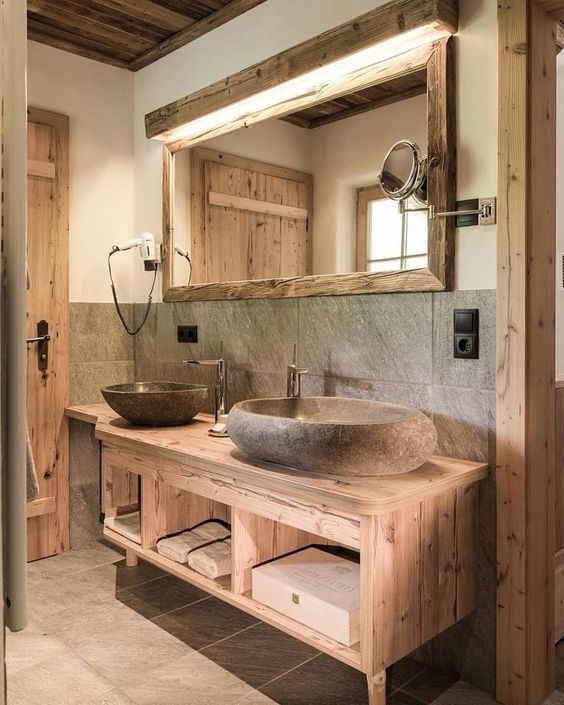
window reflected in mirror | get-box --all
[356,187,428,273]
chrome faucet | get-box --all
[184,346,227,424]
[287,343,308,398]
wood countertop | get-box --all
[66,403,489,516]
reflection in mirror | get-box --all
[379,140,428,202]
[171,82,427,288]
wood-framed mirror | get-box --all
[151,1,457,302]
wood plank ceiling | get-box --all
[27,0,268,71]
[282,69,428,129]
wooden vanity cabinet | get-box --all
[95,420,486,705]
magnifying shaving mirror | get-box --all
[378,139,428,206]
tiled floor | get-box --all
[5,540,562,705]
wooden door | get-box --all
[26,108,70,561]
[191,148,313,284]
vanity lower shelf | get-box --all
[103,526,362,669]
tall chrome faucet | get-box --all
[287,343,308,398]
[184,343,227,429]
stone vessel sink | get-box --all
[102,382,208,427]
[228,397,437,476]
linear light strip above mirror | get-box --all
[145,0,458,148]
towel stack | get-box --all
[156,521,231,579]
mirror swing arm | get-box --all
[150,0,459,302]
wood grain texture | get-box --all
[555,549,564,642]
[360,485,477,674]
[557,388,564,551]
[188,148,312,285]
[535,0,564,19]
[104,525,362,669]
[100,410,482,680]
[161,41,454,301]
[128,0,268,70]
[426,37,455,289]
[26,107,70,562]
[281,72,427,130]
[90,411,488,517]
[163,267,445,302]
[496,2,556,703]
[145,0,458,140]
[231,508,330,593]
[28,0,265,70]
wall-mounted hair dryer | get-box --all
[108,231,159,336]
[111,232,158,271]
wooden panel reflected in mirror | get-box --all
[159,35,455,301]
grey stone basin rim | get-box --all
[102,382,208,394]
[228,396,438,476]
[232,397,425,427]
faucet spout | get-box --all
[184,355,227,424]
[286,343,308,398]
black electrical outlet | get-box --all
[454,309,479,359]
[177,325,198,343]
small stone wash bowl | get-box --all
[101,381,208,427]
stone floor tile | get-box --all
[7,651,114,705]
[75,610,190,688]
[201,622,317,689]
[121,650,257,705]
[5,621,67,675]
[153,596,259,650]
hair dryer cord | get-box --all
[108,249,157,336]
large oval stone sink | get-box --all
[102,382,208,427]
[228,397,437,476]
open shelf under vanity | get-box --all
[67,403,488,705]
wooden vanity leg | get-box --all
[366,671,386,705]
[125,549,138,567]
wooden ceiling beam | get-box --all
[128,0,268,71]
[146,0,458,140]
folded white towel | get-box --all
[156,521,230,564]
[188,538,231,579]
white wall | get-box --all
[133,0,498,300]
[309,94,427,273]
[27,41,136,303]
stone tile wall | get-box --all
[69,303,135,405]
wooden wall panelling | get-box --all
[556,387,564,551]
[145,0,458,140]
[496,1,556,703]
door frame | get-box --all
[496,2,559,703]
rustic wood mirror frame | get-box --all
[150,2,457,302]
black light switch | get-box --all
[454,309,479,359]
